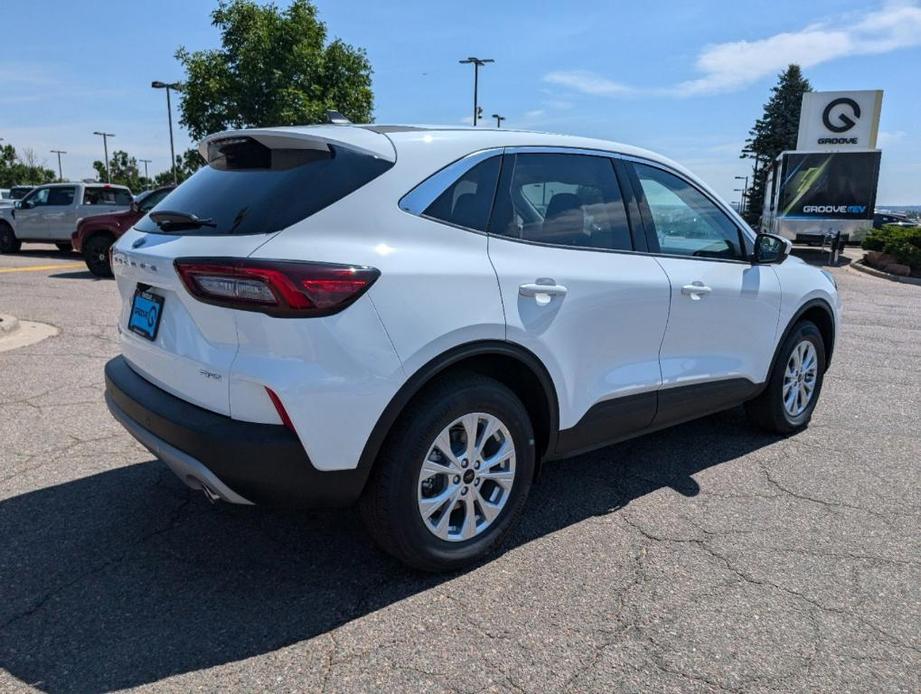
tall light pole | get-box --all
[139,158,152,188]
[734,175,749,213]
[459,57,493,127]
[491,113,505,128]
[93,131,114,182]
[50,150,66,181]
[152,80,182,184]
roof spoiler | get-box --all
[198,125,396,164]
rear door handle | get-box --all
[681,282,712,300]
[519,280,568,306]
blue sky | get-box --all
[2,0,920,204]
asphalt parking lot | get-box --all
[0,246,919,693]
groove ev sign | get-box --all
[797,90,883,151]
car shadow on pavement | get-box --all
[48,270,102,280]
[0,407,777,692]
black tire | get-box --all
[83,234,114,277]
[55,242,73,253]
[745,320,826,434]
[0,223,21,254]
[359,373,535,572]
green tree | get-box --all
[0,144,56,187]
[741,65,812,226]
[153,148,205,186]
[175,0,374,141]
[93,150,143,190]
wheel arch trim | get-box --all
[355,340,561,493]
[771,298,837,374]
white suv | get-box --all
[104,125,841,571]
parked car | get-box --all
[0,186,31,207]
[104,125,842,571]
[0,182,132,253]
[873,211,920,228]
[72,185,175,276]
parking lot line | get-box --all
[0,262,86,274]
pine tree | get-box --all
[741,65,812,226]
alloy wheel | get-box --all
[416,412,516,542]
[783,340,818,417]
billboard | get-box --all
[796,90,883,151]
[778,151,881,220]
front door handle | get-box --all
[519,280,568,306]
[681,282,712,300]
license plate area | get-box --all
[128,286,164,341]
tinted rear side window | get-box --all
[422,156,500,232]
[489,153,632,251]
[135,137,393,235]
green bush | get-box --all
[862,225,921,270]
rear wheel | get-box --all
[360,373,535,571]
[83,234,114,277]
[55,242,72,253]
[0,223,20,253]
[745,320,826,434]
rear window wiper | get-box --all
[149,210,217,230]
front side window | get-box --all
[633,163,743,260]
[489,153,632,251]
[23,188,50,207]
[422,156,501,232]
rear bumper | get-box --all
[104,355,369,507]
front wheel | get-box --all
[83,235,114,277]
[360,373,535,572]
[745,320,826,434]
[0,223,21,253]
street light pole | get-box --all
[92,132,114,182]
[734,175,749,213]
[459,57,493,127]
[50,150,66,181]
[139,158,152,189]
[152,81,182,185]
[491,113,505,128]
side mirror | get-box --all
[130,200,140,213]
[753,233,792,264]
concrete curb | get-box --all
[0,317,59,353]
[849,259,921,286]
[0,314,21,335]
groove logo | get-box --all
[822,98,861,133]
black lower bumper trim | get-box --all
[104,355,369,507]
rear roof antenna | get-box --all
[325,110,351,125]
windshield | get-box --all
[135,138,393,235]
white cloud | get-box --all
[545,1,921,97]
[543,70,633,96]
[877,129,906,146]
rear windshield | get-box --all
[135,137,394,236]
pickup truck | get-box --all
[0,182,132,253]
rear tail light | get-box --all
[174,258,380,317]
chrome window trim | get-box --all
[398,144,755,257]
[398,147,503,217]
